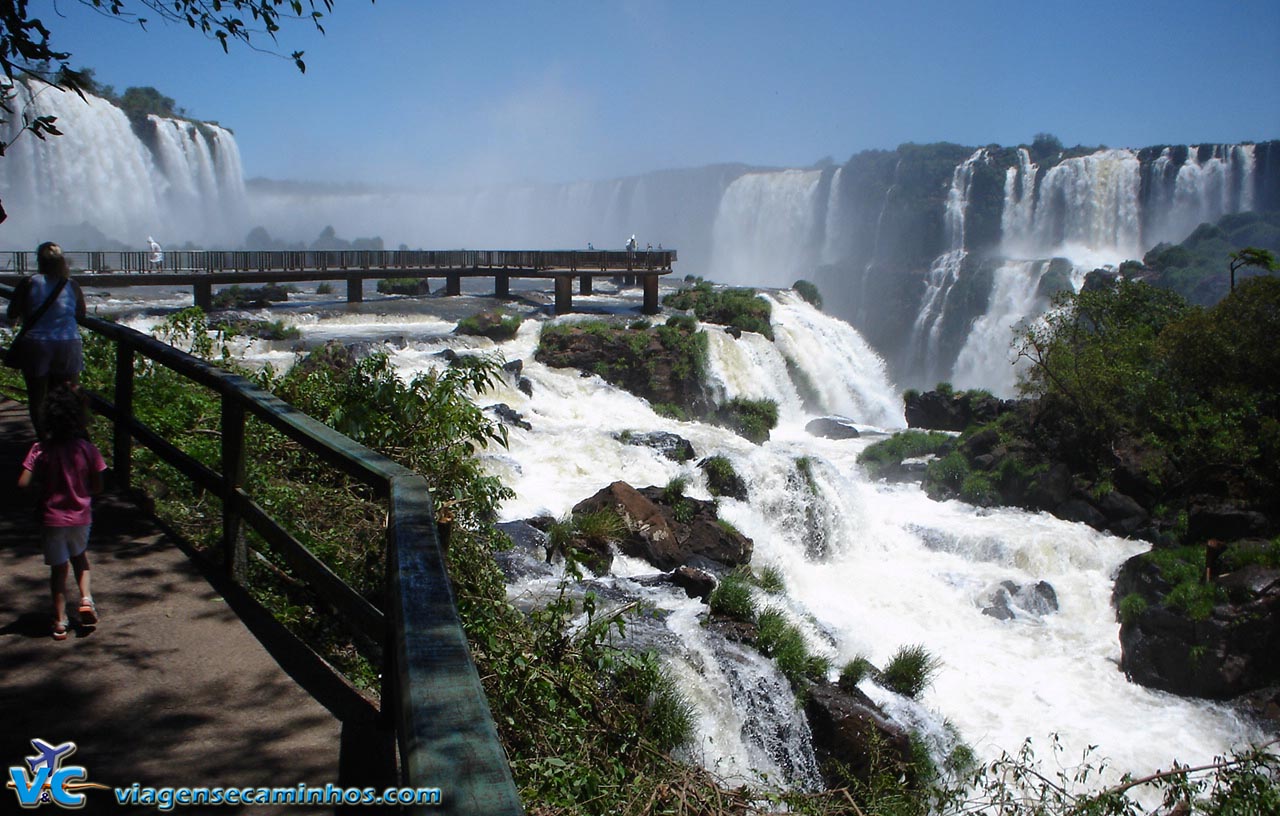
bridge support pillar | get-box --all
[346,276,363,303]
[446,274,461,296]
[624,274,636,286]
[194,282,212,311]
[554,275,574,314]
[495,273,509,298]
[579,275,592,295]
[643,275,660,315]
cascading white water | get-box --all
[105,284,1264,797]
[0,79,247,247]
[708,169,825,287]
[1000,148,1039,243]
[1144,144,1258,249]
[905,149,985,383]
[950,260,1046,394]
[819,166,846,266]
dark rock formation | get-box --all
[290,339,359,380]
[617,431,696,462]
[805,416,861,439]
[904,389,1011,431]
[571,481,752,571]
[698,456,749,501]
[486,403,532,431]
[805,681,913,788]
[633,565,717,602]
[982,580,1059,620]
[1116,552,1280,699]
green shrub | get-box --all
[613,653,695,751]
[839,655,876,692]
[1165,580,1223,621]
[664,314,697,332]
[792,279,823,310]
[959,472,997,506]
[315,282,333,295]
[708,574,755,622]
[662,476,688,504]
[925,450,971,494]
[881,644,941,698]
[716,518,741,538]
[755,609,827,688]
[756,565,785,595]
[663,283,774,339]
[716,397,779,444]
[573,509,625,545]
[1118,592,1149,624]
[858,430,955,478]
[209,318,300,341]
[457,311,523,341]
[377,277,431,296]
[211,284,290,309]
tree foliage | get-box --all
[0,1,352,218]
[1016,274,1280,504]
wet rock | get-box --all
[983,580,1059,620]
[805,681,913,788]
[698,456,749,501]
[486,403,532,431]
[671,565,716,602]
[502,358,524,377]
[1189,505,1273,542]
[905,389,1012,432]
[290,339,360,380]
[805,417,861,440]
[1116,553,1280,699]
[572,481,752,571]
[1056,498,1107,529]
[493,521,555,582]
[517,377,534,397]
[617,430,696,462]
[1096,490,1149,537]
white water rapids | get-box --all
[96,279,1265,797]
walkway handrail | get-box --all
[0,248,677,274]
[1,285,523,816]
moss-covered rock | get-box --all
[456,310,522,341]
[536,319,710,414]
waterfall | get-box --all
[0,79,247,248]
[1143,144,1259,248]
[708,169,825,287]
[1015,149,1142,263]
[819,166,846,265]
[905,149,985,383]
[950,260,1048,394]
[101,286,1266,795]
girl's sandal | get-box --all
[79,598,98,626]
[52,620,69,641]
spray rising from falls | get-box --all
[0,79,246,247]
[709,169,826,287]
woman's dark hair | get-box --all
[36,241,68,277]
[41,382,87,443]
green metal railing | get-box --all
[1,285,523,816]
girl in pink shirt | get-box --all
[18,384,106,640]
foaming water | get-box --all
[189,289,1264,791]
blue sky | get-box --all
[47,0,1280,187]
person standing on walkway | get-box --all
[18,383,106,640]
[5,242,86,435]
[147,236,164,270]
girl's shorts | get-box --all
[43,525,90,566]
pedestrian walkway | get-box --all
[0,399,385,814]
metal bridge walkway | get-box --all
[0,399,388,814]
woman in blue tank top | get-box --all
[5,242,86,435]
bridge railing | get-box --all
[0,284,523,816]
[0,249,676,275]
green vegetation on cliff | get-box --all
[663,280,774,338]
[1141,211,1280,305]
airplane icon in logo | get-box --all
[24,739,75,774]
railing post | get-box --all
[113,342,135,489]
[221,396,247,581]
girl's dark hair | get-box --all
[41,383,87,443]
[36,241,68,277]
